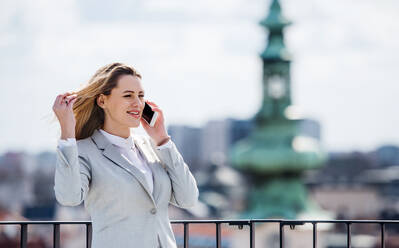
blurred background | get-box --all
[0,0,398,247]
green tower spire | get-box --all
[256,0,293,124]
[260,0,291,61]
[229,0,327,219]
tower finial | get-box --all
[260,0,291,61]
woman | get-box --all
[52,62,199,248]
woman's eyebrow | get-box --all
[123,90,144,93]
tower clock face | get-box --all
[268,75,286,99]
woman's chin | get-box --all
[128,121,141,128]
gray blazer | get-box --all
[54,129,199,248]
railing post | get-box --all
[279,223,284,248]
[216,222,221,248]
[250,221,255,248]
[20,224,27,248]
[53,224,60,248]
[346,223,351,248]
[313,223,317,248]
[184,222,189,248]
[86,223,92,248]
[380,223,385,248]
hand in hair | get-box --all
[53,92,78,139]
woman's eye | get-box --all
[124,95,144,98]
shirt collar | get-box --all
[99,129,136,151]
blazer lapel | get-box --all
[90,129,156,205]
[133,135,162,203]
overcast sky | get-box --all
[0,0,398,154]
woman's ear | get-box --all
[97,94,106,109]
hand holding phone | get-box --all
[141,102,158,127]
[140,100,170,146]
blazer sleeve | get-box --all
[150,138,199,209]
[54,141,91,207]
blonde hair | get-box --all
[67,62,142,140]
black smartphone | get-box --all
[142,102,158,127]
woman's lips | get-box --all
[127,111,141,119]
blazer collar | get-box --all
[90,128,109,150]
[90,128,158,204]
[98,128,135,151]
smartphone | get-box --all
[142,102,158,127]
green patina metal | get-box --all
[259,0,291,61]
[229,0,327,219]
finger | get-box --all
[58,92,71,105]
[56,94,67,105]
[62,92,74,97]
[151,107,162,113]
[65,94,78,101]
[68,97,78,106]
[62,94,77,105]
[146,101,158,107]
[55,95,63,106]
[66,101,75,108]
[149,103,159,108]
[59,97,68,106]
[61,98,68,106]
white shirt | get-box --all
[57,129,172,195]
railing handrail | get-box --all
[1,218,399,224]
[1,219,398,248]
[0,221,91,225]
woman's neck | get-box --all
[101,122,131,139]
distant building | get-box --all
[373,145,399,168]
[200,118,254,168]
[0,151,58,220]
[305,145,399,219]
[169,119,253,170]
[0,152,33,212]
[200,119,231,167]
[227,118,255,147]
[168,118,253,218]
[298,118,321,141]
[167,125,202,172]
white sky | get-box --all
[0,0,398,154]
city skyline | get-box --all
[1,0,398,154]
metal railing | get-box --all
[1,219,398,248]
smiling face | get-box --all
[97,74,145,137]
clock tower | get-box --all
[229,0,327,219]
[256,0,292,123]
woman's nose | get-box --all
[132,97,143,108]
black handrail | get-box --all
[0,219,398,248]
